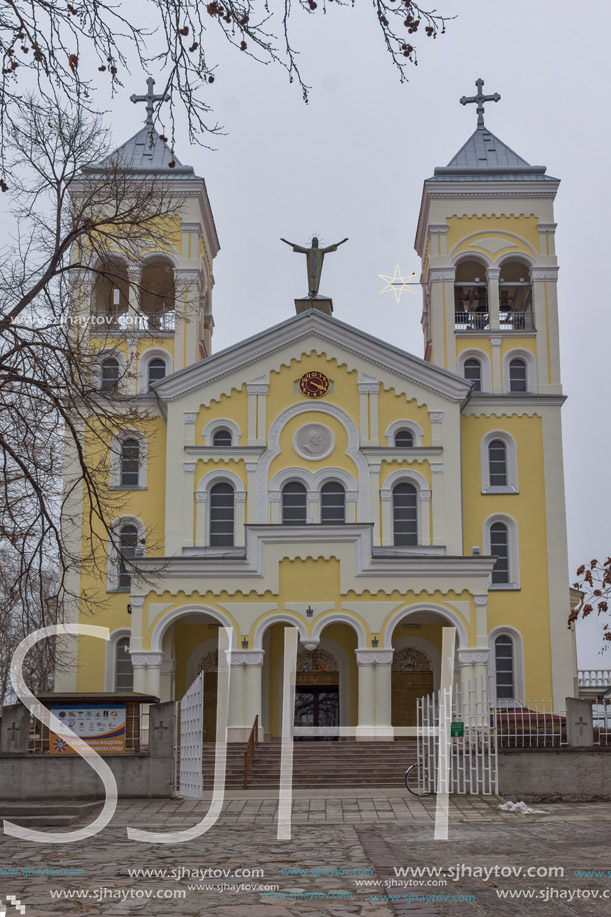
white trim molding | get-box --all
[195,469,246,547]
[355,649,394,666]
[488,625,525,705]
[380,468,431,547]
[456,349,492,394]
[384,419,425,447]
[150,604,237,654]
[109,429,148,490]
[502,348,537,394]
[480,430,519,494]
[483,513,520,589]
[93,348,128,395]
[382,603,469,650]
[137,348,173,394]
[202,417,242,446]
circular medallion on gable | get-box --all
[293,423,335,461]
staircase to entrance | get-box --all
[202,741,417,789]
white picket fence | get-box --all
[178,671,204,799]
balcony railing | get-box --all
[454,310,535,331]
[91,309,175,333]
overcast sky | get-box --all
[20,1,611,667]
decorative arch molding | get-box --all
[137,347,173,394]
[139,248,181,269]
[496,249,538,269]
[269,466,359,496]
[257,402,369,522]
[311,612,367,649]
[502,348,537,394]
[252,613,309,651]
[104,627,132,692]
[276,636,350,733]
[380,468,430,494]
[391,635,441,691]
[450,249,494,268]
[109,429,148,489]
[449,231,539,261]
[384,419,424,447]
[483,513,520,589]
[456,349,493,394]
[202,417,242,446]
[488,625,525,704]
[382,603,469,650]
[196,468,245,495]
[480,430,519,494]
[150,604,237,653]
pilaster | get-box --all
[182,462,196,548]
[486,266,501,330]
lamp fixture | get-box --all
[241,637,249,649]
[371,636,379,648]
[306,606,314,618]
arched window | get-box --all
[394,429,414,448]
[488,439,507,487]
[101,357,120,391]
[321,481,345,524]
[499,261,533,330]
[120,438,140,486]
[392,483,418,545]
[212,429,232,447]
[494,635,514,699]
[148,358,167,390]
[140,258,175,331]
[118,523,138,589]
[490,521,509,584]
[115,637,134,692]
[209,483,235,546]
[282,482,307,525]
[454,259,488,329]
[508,358,527,392]
[94,258,129,330]
[464,358,482,391]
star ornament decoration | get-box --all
[378,266,418,302]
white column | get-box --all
[380,490,392,545]
[247,381,269,445]
[182,462,196,548]
[307,491,320,524]
[457,649,489,705]
[130,651,164,696]
[356,649,394,740]
[486,266,500,330]
[358,381,380,445]
[428,267,455,371]
[227,651,265,742]
[235,491,246,546]
[430,463,444,547]
[159,659,176,702]
[195,491,207,546]
[356,653,375,741]
[369,463,381,545]
[474,594,489,649]
[246,462,258,523]
[269,491,281,524]
[374,660,394,739]
[419,488,431,546]
[183,411,197,447]
[174,268,202,370]
[346,491,358,523]
[491,337,503,394]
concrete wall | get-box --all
[0,753,173,800]
[499,748,611,801]
[0,700,175,801]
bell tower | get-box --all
[415,79,561,397]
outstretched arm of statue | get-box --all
[280,238,308,253]
[321,238,349,253]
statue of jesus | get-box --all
[281,235,348,299]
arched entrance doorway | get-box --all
[294,647,339,740]
[196,650,219,742]
[391,646,434,731]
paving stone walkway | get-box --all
[1,792,610,916]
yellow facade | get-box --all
[58,106,577,740]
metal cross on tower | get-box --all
[460,78,500,128]
[130,77,170,127]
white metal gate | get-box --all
[178,671,204,799]
[417,677,498,795]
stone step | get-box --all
[0,802,102,827]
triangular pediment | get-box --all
[153,309,470,405]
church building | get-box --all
[56,81,577,742]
